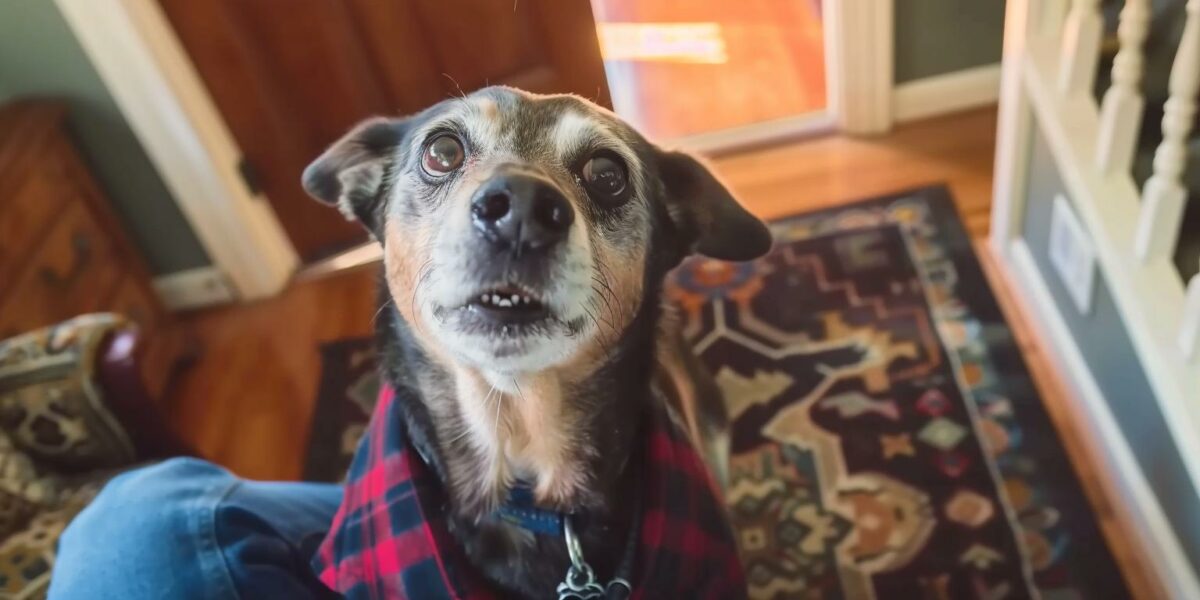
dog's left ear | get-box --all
[302,117,409,227]
[656,150,772,261]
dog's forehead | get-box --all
[424,87,636,159]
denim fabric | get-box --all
[48,458,341,599]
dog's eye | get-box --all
[423,135,464,175]
[581,153,628,202]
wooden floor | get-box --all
[591,0,826,140]
[168,108,1156,597]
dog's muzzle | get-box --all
[445,166,580,330]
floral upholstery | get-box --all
[0,314,140,599]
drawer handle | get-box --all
[39,232,93,289]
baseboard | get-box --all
[894,63,1002,124]
[1004,240,1200,599]
[152,266,237,311]
[671,111,837,156]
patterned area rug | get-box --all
[304,186,1129,599]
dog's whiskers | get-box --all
[594,258,625,320]
[371,298,395,327]
[581,303,617,363]
[441,73,468,102]
[494,382,507,435]
[410,259,436,336]
[585,295,617,333]
[590,276,619,326]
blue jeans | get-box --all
[49,458,342,599]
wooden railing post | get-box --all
[1182,273,1200,363]
[1097,0,1151,173]
[1135,0,1200,261]
[1058,0,1104,95]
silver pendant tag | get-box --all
[556,516,633,600]
[556,564,606,600]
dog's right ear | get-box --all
[302,117,409,227]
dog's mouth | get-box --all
[459,284,552,325]
[470,285,547,314]
[429,278,592,362]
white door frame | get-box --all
[54,0,298,301]
[827,0,894,135]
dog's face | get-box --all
[304,87,769,375]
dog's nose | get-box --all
[471,173,574,253]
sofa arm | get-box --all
[96,328,195,460]
[0,314,193,472]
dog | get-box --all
[303,86,771,599]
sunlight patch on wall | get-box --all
[596,23,728,64]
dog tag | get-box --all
[557,515,633,600]
[556,564,605,600]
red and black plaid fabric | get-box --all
[312,384,746,599]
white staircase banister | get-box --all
[1058,0,1104,95]
[1183,272,1200,362]
[1135,0,1200,261]
[1097,0,1151,173]
[1040,0,1070,38]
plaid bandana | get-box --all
[312,384,746,599]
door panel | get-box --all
[158,0,610,261]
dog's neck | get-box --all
[376,284,662,596]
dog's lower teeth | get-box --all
[473,290,542,310]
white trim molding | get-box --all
[54,0,298,301]
[826,0,894,134]
[153,266,237,311]
[990,0,1037,253]
[893,63,1002,124]
[671,112,837,156]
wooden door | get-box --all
[158,0,611,262]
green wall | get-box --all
[894,0,1007,84]
[0,1,210,275]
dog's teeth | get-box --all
[491,294,501,304]
[480,294,489,303]
[511,294,520,304]
[498,298,513,307]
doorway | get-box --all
[591,0,828,146]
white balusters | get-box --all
[1058,0,1104,95]
[1181,273,1200,362]
[1097,0,1151,173]
[1041,0,1070,38]
[1135,0,1200,261]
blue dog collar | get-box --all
[492,483,565,535]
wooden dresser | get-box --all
[0,100,186,397]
